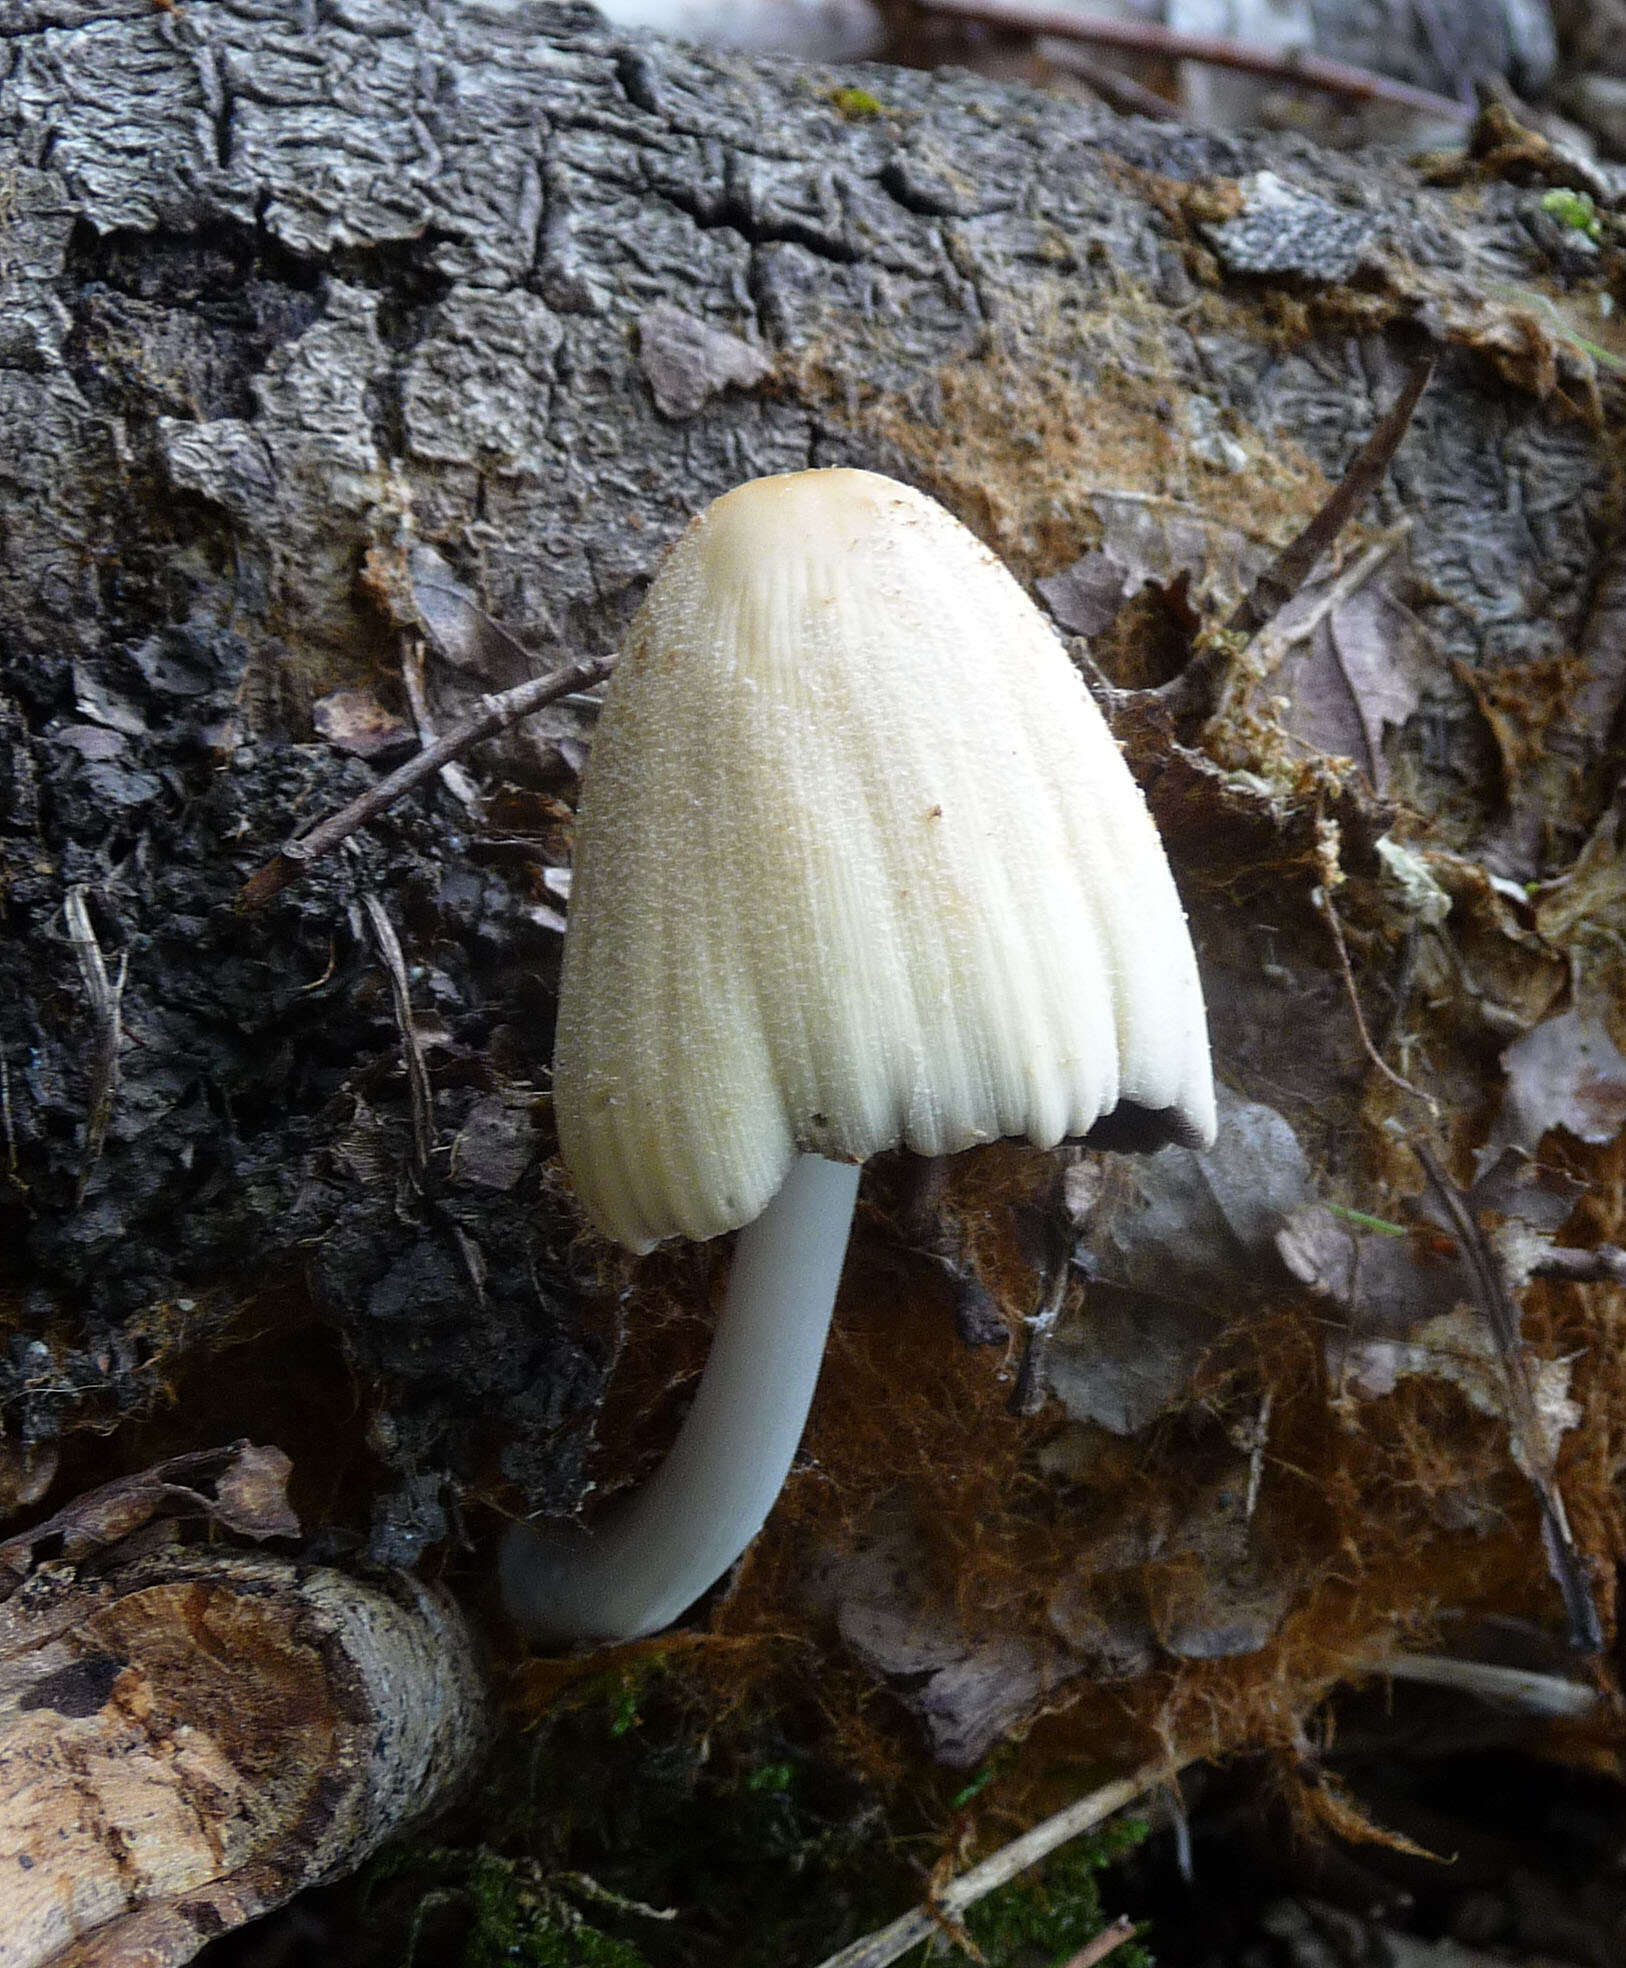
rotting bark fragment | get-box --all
[0,1446,488,1968]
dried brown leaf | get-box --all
[809,1512,1058,1767]
[1496,1005,1626,1152]
[1039,494,1269,642]
[312,688,414,760]
[1531,795,1626,944]
[0,1442,301,1593]
[1276,1203,1473,1341]
[1270,576,1427,794]
[212,1444,301,1541]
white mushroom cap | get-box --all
[554,468,1215,1253]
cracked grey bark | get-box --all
[0,1,1620,1584]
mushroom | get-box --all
[502,468,1215,1645]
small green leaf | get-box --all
[608,1681,640,1738]
[746,1761,796,1795]
[1326,1201,1409,1237]
[951,1764,1000,1809]
[1540,187,1602,240]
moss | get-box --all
[829,86,887,121]
[1541,188,1602,241]
[942,1818,1153,1968]
[367,1847,654,1968]
[367,1660,909,1966]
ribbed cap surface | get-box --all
[553,469,1215,1252]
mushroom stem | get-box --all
[502,1153,862,1644]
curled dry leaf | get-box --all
[1334,1303,1581,1479]
[211,1445,303,1543]
[1038,493,1266,641]
[1493,1004,1626,1154]
[1530,793,1626,944]
[1466,1146,1587,1233]
[1276,1202,1476,1347]
[311,689,415,761]
[1263,566,1429,796]
[1279,1180,1592,1636]
[0,1441,299,1590]
[1049,1091,1312,1434]
[808,1511,1058,1767]
[1041,483,1432,798]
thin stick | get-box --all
[1039,40,1178,118]
[1009,1242,1070,1417]
[1061,1917,1139,1968]
[1216,523,1412,732]
[1086,371,1432,734]
[238,654,616,910]
[920,0,1471,123]
[1311,883,1429,1107]
[0,1049,18,1185]
[63,886,127,1196]
[1379,1652,1598,1718]
[1531,1244,1626,1286]
[361,894,434,1178]
[401,633,482,820]
[1413,1141,1602,1654]
[1240,1387,1273,1522]
[813,1759,1172,1968]
[1227,360,1434,644]
[1254,526,1409,666]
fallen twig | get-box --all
[1060,1917,1139,1968]
[1038,40,1177,118]
[1528,1243,1626,1286]
[401,632,483,819]
[63,886,127,1196]
[1226,359,1434,645]
[1312,879,1433,1108]
[1010,1158,1077,1416]
[0,1048,18,1188]
[1413,1140,1603,1654]
[1378,1651,1599,1718]
[1250,525,1410,673]
[238,654,615,910]
[919,0,1472,123]
[1084,364,1434,735]
[362,893,434,1179]
[1009,1249,1069,1417]
[812,1758,1173,1968]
